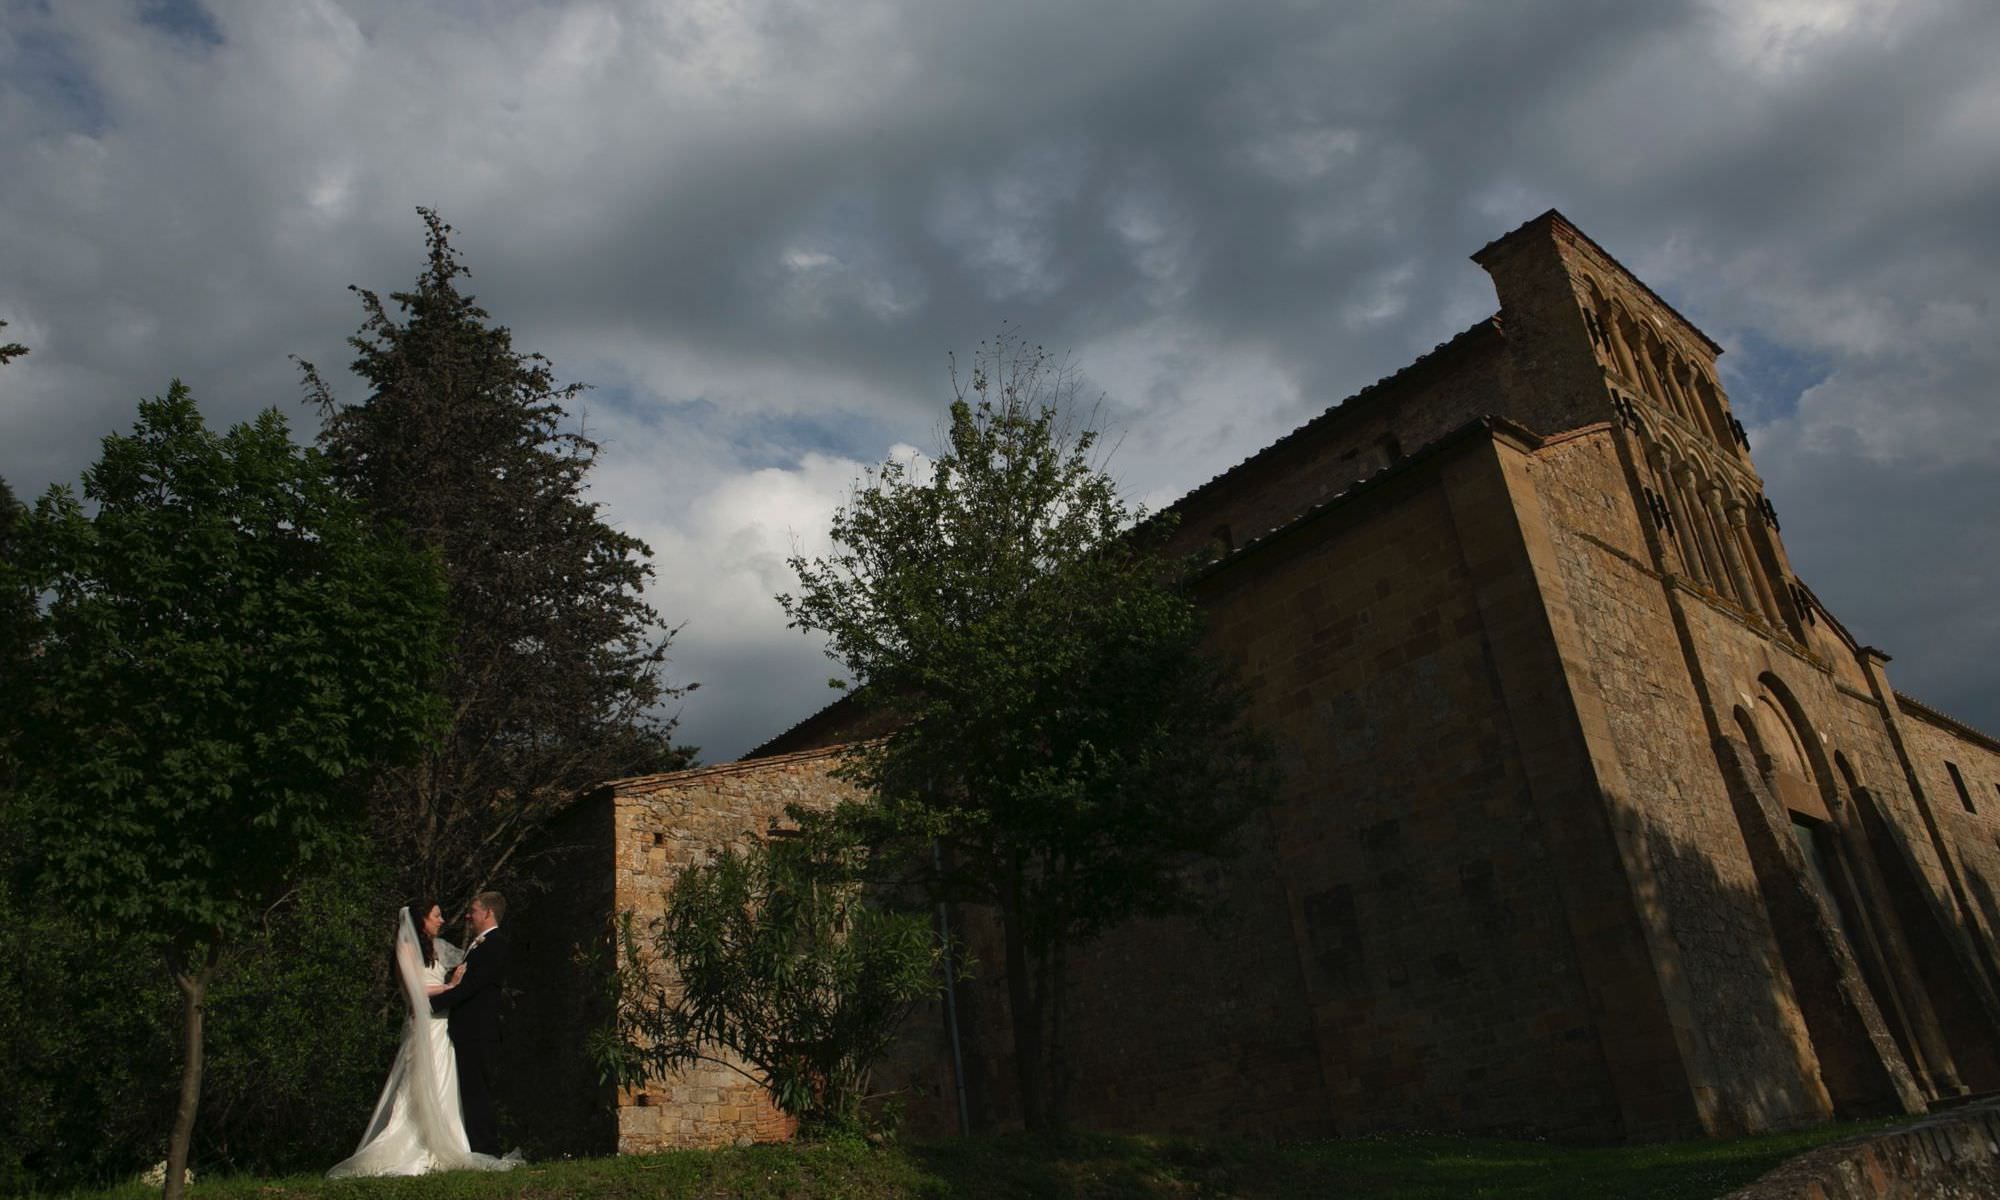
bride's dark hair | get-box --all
[408,899,438,968]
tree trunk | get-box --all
[1047,929,1069,1132]
[164,944,218,1200]
[999,862,1046,1131]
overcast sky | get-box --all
[4,0,1997,763]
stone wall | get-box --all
[1895,699,2000,941]
[1526,424,1840,1134]
[1192,431,1622,1137]
[606,748,864,1153]
[1722,1099,2000,1200]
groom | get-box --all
[430,890,510,1156]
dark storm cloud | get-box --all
[2,0,1996,757]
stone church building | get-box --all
[506,211,2000,1153]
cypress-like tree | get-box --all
[0,318,27,366]
[298,210,695,907]
[2,321,29,758]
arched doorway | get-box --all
[1724,680,1922,1116]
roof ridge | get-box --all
[1189,415,1540,583]
[604,741,857,792]
[1157,316,1502,519]
[1896,692,2000,757]
[740,688,866,761]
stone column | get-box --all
[1671,464,1727,590]
[1702,484,1761,616]
[1626,321,1669,408]
[1665,359,1712,441]
[1725,500,1785,627]
[1605,307,1642,387]
[1647,445,1704,579]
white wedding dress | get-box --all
[327,908,521,1177]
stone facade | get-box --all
[511,747,963,1155]
[516,211,2000,1151]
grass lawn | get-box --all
[58,1121,1898,1200]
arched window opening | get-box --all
[1700,482,1761,616]
[1602,301,1642,386]
[1833,753,1863,811]
[1642,334,1690,423]
[1749,693,1827,820]
[1692,372,1737,453]
[1656,344,1688,424]
[1673,463,1729,591]
[1580,283,1614,357]
[1725,495,1786,628]
[1625,317,1669,406]
[1673,358,1721,441]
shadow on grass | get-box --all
[50,1121,1902,1200]
[904,1122,1902,1200]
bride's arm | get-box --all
[422,939,465,996]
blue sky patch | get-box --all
[9,28,108,136]
[138,0,224,48]
[1720,330,1830,427]
[581,388,889,473]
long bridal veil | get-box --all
[326,907,483,1177]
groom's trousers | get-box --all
[456,1036,501,1156]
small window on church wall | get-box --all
[1946,761,1976,813]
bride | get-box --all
[326,903,521,1177]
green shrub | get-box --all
[593,808,953,1137]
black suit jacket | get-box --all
[430,926,509,1044]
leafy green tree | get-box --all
[779,336,1275,1131]
[0,847,400,1190]
[0,475,26,695]
[298,209,694,909]
[593,809,949,1136]
[2,384,447,1200]
[0,318,26,366]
